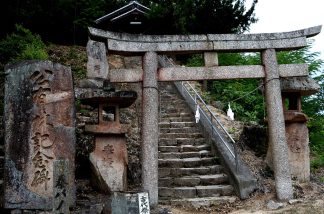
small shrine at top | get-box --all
[94,0,151,34]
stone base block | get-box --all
[90,136,128,193]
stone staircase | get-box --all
[158,83,235,203]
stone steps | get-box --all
[159,157,219,168]
[159,121,196,128]
[159,185,234,198]
[158,82,234,201]
[160,117,194,123]
[159,138,205,146]
[160,112,192,118]
[160,108,190,114]
[159,127,200,134]
[159,196,237,207]
[158,150,211,159]
[159,132,203,139]
[159,165,223,178]
[158,144,211,153]
[159,174,229,187]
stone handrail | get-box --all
[89,25,321,53]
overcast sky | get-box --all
[246,0,323,61]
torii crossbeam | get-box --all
[89,25,321,206]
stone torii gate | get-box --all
[88,25,321,206]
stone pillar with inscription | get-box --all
[80,89,137,193]
[86,39,109,80]
[4,61,76,210]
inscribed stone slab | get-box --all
[4,61,76,210]
[86,39,109,79]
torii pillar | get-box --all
[262,49,293,200]
[142,52,159,206]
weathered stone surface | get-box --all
[80,89,137,108]
[89,136,128,193]
[173,187,197,198]
[109,64,308,82]
[78,78,104,88]
[281,76,320,96]
[142,52,159,206]
[284,111,308,123]
[286,122,310,182]
[173,177,200,186]
[262,49,293,201]
[53,159,70,214]
[266,200,285,210]
[196,185,233,197]
[86,39,109,79]
[204,52,219,67]
[110,68,143,82]
[168,196,237,209]
[88,25,321,54]
[4,61,75,210]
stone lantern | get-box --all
[267,77,320,182]
[80,88,137,193]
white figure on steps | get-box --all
[195,105,200,123]
[227,103,234,121]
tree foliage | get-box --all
[186,44,323,125]
[146,0,258,34]
[187,53,263,122]
[0,0,126,44]
[0,24,48,67]
[0,0,257,44]
[187,44,323,168]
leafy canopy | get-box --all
[0,0,258,44]
[0,24,48,66]
[145,0,258,34]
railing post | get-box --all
[181,81,184,94]
[210,112,213,137]
[234,143,239,173]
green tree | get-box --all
[145,0,258,34]
[0,0,126,44]
[0,24,48,66]
[0,0,257,43]
[187,45,323,168]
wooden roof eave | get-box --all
[95,1,150,24]
[110,8,148,23]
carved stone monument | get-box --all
[4,61,75,210]
[80,89,137,193]
[86,39,109,80]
